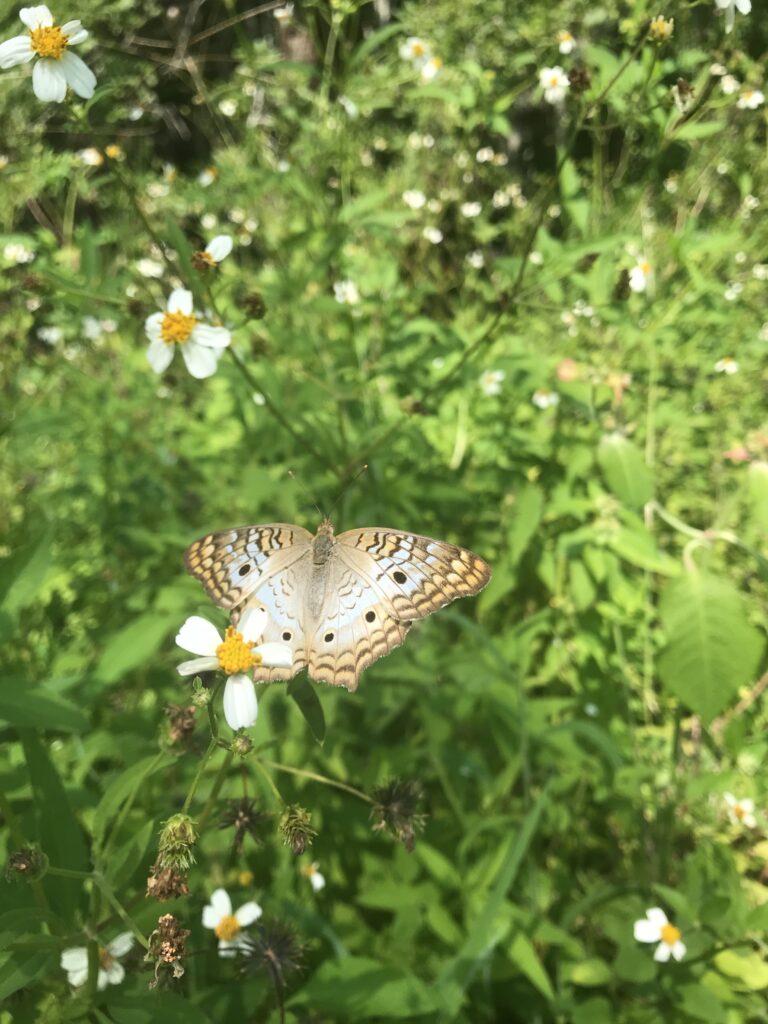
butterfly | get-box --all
[184,518,491,691]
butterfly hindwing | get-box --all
[185,523,313,610]
[237,564,309,684]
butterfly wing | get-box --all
[184,523,313,610]
[240,562,310,684]
[304,529,490,691]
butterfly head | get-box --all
[313,518,335,564]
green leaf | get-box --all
[287,956,441,1019]
[657,574,765,721]
[507,931,555,1000]
[96,613,176,685]
[747,461,768,530]
[0,910,56,952]
[597,434,653,508]
[0,950,56,1001]
[104,991,214,1023]
[606,526,680,576]
[567,957,612,986]
[20,730,90,922]
[288,675,325,744]
[0,683,88,732]
[93,753,174,846]
[715,950,768,990]
[0,528,54,617]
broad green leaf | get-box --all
[597,434,653,508]
[287,957,441,1018]
[657,574,764,721]
[0,910,57,952]
[0,528,54,617]
[0,950,56,1001]
[507,931,555,1000]
[104,991,214,1023]
[288,675,325,744]
[96,613,176,685]
[93,752,174,845]
[567,957,612,986]
[606,527,680,576]
[747,461,768,530]
[715,950,768,990]
[0,683,88,732]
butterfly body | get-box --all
[185,518,490,691]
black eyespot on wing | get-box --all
[393,570,407,584]
[324,632,334,642]
[282,630,292,641]
[238,563,251,577]
[365,610,375,622]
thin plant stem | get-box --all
[260,758,373,803]
[198,750,235,830]
[182,738,219,814]
[93,873,149,949]
[252,757,286,806]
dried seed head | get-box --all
[278,805,317,855]
[236,917,305,989]
[146,860,190,902]
[145,913,191,989]
[165,704,196,745]
[5,845,48,882]
[370,778,427,852]
[219,798,271,854]
[244,292,267,319]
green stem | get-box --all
[182,738,218,814]
[260,758,373,803]
[252,758,286,806]
[93,872,149,949]
[198,750,235,830]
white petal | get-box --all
[735,0,751,13]
[235,901,262,927]
[167,288,193,315]
[202,905,220,929]
[714,0,729,7]
[209,888,232,919]
[725,5,735,30]
[671,941,686,961]
[32,59,67,102]
[217,940,239,958]
[144,311,164,341]
[646,908,668,927]
[177,656,219,677]
[106,961,125,985]
[190,324,231,349]
[654,942,672,962]
[176,615,221,656]
[146,338,174,374]
[20,6,54,29]
[0,36,34,69]
[205,235,233,262]
[67,966,89,987]
[60,948,88,971]
[61,21,88,44]
[634,919,662,943]
[223,675,258,730]
[107,932,134,958]
[97,968,110,990]
[740,799,755,813]
[723,792,736,807]
[310,871,326,892]
[744,813,757,828]
[239,605,267,643]
[59,51,95,97]
[253,642,293,669]
[181,341,219,379]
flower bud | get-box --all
[278,805,317,855]
[157,814,197,872]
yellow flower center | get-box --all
[660,923,681,946]
[238,870,254,886]
[640,261,651,274]
[559,31,573,42]
[733,803,746,820]
[412,42,425,57]
[195,250,216,267]
[29,25,69,60]
[214,914,241,941]
[160,310,197,344]
[98,947,114,970]
[215,626,263,674]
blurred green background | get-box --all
[1,0,767,1021]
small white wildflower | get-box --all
[402,189,426,210]
[0,5,96,103]
[720,74,740,95]
[136,257,164,279]
[61,933,133,990]
[77,146,102,167]
[422,226,443,244]
[3,242,35,264]
[557,30,575,54]
[200,213,218,231]
[197,234,233,267]
[492,189,511,209]
[466,250,484,269]
[723,282,743,301]
[714,356,739,374]
[539,65,570,104]
[529,250,543,265]
[37,325,62,345]
[302,862,326,892]
[145,288,231,380]
[742,194,760,212]
[399,37,432,68]
[479,369,504,396]
[476,146,495,163]
[629,259,652,293]
[737,87,764,110]
[532,389,560,409]
[723,793,757,828]
[634,908,686,962]
[128,105,144,120]
[710,62,728,76]
[460,201,482,218]
[715,0,751,35]
[273,2,294,23]
[202,888,262,957]
[333,279,360,305]
[218,98,237,117]
[752,263,768,280]
[420,56,442,83]
[198,167,217,187]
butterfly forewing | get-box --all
[184,523,313,609]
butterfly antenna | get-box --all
[287,469,323,520]
[326,464,368,520]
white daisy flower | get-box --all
[175,608,292,730]
[302,862,326,892]
[460,201,482,218]
[629,259,652,293]
[479,369,504,396]
[724,792,757,827]
[422,226,443,244]
[195,234,233,267]
[476,146,495,163]
[532,389,560,409]
[218,98,237,117]
[721,74,740,95]
[399,37,432,69]
[3,241,35,264]
[557,30,575,54]
[60,932,133,990]
[37,325,62,345]
[715,0,751,34]
[649,16,674,42]
[714,357,739,374]
[135,257,164,279]
[737,87,764,110]
[0,5,96,103]
[202,888,262,957]
[633,907,686,963]
[466,250,484,269]
[333,279,360,305]
[420,57,442,83]
[77,146,102,166]
[539,66,570,105]
[198,167,217,187]
[145,288,231,380]
[402,189,426,210]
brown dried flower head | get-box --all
[370,778,427,852]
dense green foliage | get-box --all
[1,0,767,1021]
